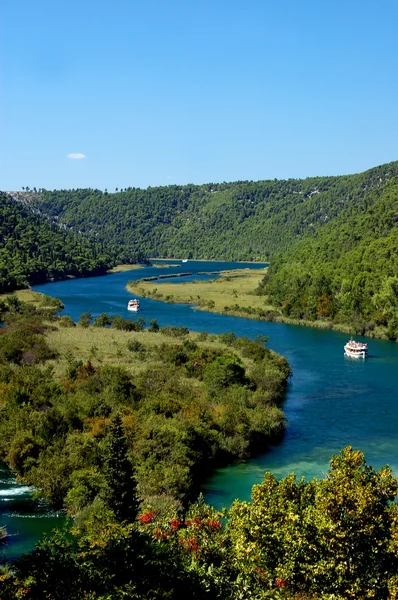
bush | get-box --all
[79,311,92,327]
[148,319,159,332]
[93,313,112,327]
[204,354,247,394]
[160,325,189,338]
[218,331,237,346]
[127,340,145,353]
[58,315,76,328]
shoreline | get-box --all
[107,263,147,273]
[148,257,269,265]
[127,270,392,341]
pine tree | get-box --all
[103,412,138,522]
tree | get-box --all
[79,311,91,328]
[148,318,159,332]
[102,413,138,522]
[203,354,247,394]
[93,312,112,327]
[228,447,398,599]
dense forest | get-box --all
[23,161,398,264]
[2,160,398,597]
[262,178,398,338]
[0,192,122,293]
[9,160,395,336]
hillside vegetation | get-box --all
[4,160,398,332]
[1,298,397,598]
[263,179,398,338]
[26,161,398,263]
[0,192,117,293]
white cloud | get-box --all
[67,153,85,159]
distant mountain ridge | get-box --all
[22,161,398,263]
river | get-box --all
[2,260,398,560]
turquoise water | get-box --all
[2,259,398,558]
[0,466,65,562]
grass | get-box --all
[0,289,63,312]
[127,269,278,319]
[0,289,43,303]
[45,324,236,379]
[151,263,182,268]
[107,264,145,273]
[127,268,376,337]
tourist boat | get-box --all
[182,259,188,263]
[127,299,140,312]
[344,339,368,358]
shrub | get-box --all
[79,311,92,327]
[93,313,112,327]
[160,326,189,338]
[127,340,145,353]
[58,315,76,328]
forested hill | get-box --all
[24,161,398,263]
[263,177,398,338]
[0,192,118,293]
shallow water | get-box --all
[0,466,65,562]
[2,259,398,558]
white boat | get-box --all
[344,339,368,358]
[127,299,140,312]
[182,259,188,263]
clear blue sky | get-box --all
[2,0,398,191]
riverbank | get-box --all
[127,269,392,340]
[107,264,146,273]
[148,258,269,265]
[128,268,271,315]
[0,289,64,312]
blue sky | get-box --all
[2,0,398,191]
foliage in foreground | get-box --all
[1,447,397,599]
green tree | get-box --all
[148,318,159,332]
[102,413,139,522]
[203,354,247,394]
[93,312,112,327]
[79,311,92,328]
[228,447,398,599]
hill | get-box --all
[26,161,398,263]
[0,191,117,292]
[263,177,398,338]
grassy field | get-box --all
[127,269,365,336]
[44,323,241,379]
[151,263,182,268]
[128,269,276,317]
[107,264,145,273]
[0,289,63,311]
